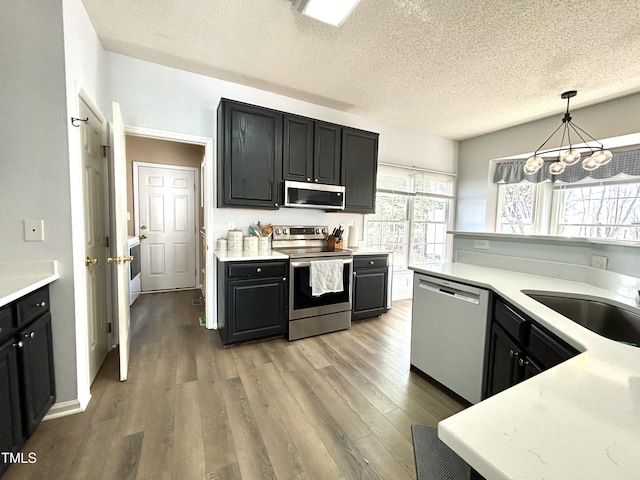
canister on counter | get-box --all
[243,236,258,252]
[258,236,270,250]
[227,229,243,251]
[216,238,227,251]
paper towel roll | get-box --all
[348,224,359,248]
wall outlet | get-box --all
[24,219,45,242]
[227,221,235,230]
[474,239,489,250]
[591,255,608,270]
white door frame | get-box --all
[133,161,199,291]
[125,127,215,329]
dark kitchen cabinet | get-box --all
[0,339,22,475]
[217,260,288,345]
[484,297,579,399]
[217,99,282,209]
[0,286,56,476]
[283,116,342,185]
[352,255,389,320]
[313,122,342,185]
[283,114,314,183]
[342,127,379,213]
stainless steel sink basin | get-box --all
[524,292,640,347]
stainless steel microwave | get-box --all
[283,181,345,210]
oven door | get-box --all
[289,257,353,320]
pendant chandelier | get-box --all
[524,91,612,176]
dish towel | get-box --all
[309,259,344,297]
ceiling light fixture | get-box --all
[292,0,362,27]
[524,91,613,176]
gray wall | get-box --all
[0,0,77,401]
[456,93,640,231]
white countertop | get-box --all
[349,248,392,256]
[409,262,640,480]
[0,261,60,307]
[214,249,289,262]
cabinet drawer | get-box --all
[354,255,388,270]
[16,287,50,328]
[494,299,528,343]
[227,262,287,279]
[528,324,578,369]
[0,306,14,343]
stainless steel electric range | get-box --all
[272,225,353,341]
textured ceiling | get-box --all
[81,0,640,140]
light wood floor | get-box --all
[4,290,465,480]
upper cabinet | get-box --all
[313,122,342,185]
[217,99,282,209]
[283,115,342,185]
[217,98,379,212]
[342,127,379,214]
[282,114,313,183]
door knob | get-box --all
[123,256,134,263]
[140,225,147,230]
[107,257,121,264]
[85,256,98,266]
[140,234,147,240]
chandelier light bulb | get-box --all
[523,155,544,174]
[582,156,600,171]
[591,149,613,166]
[560,149,581,166]
[549,161,566,175]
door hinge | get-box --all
[102,145,110,158]
[105,236,110,248]
[107,322,112,333]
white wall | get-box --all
[456,93,640,231]
[0,0,77,403]
[103,52,458,239]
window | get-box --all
[497,183,535,234]
[494,155,640,240]
[366,165,455,269]
[554,181,640,240]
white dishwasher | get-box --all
[411,272,490,404]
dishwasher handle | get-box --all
[417,277,481,305]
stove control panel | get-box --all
[272,225,328,241]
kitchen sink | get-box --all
[524,292,640,347]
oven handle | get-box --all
[290,258,353,268]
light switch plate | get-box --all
[474,239,489,250]
[591,255,608,270]
[24,219,45,242]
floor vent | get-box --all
[191,298,204,306]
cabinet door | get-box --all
[486,323,521,398]
[283,114,314,182]
[352,268,388,320]
[342,127,379,213]
[522,356,543,380]
[19,313,56,437]
[313,122,342,185]
[224,277,286,345]
[218,100,282,209]
[0,340,22,474]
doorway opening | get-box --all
[126,136,205,293]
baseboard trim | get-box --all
[43,393,91,421]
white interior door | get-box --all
[111,101,132,382]
[80,97,110,385]
[138,165,197,291]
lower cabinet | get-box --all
[0,286,56,475]
[352,255,389,320]
[217,260,288,345]
[485,297,578,398]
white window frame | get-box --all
[365,164,456,270]
[549,177,640,238]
